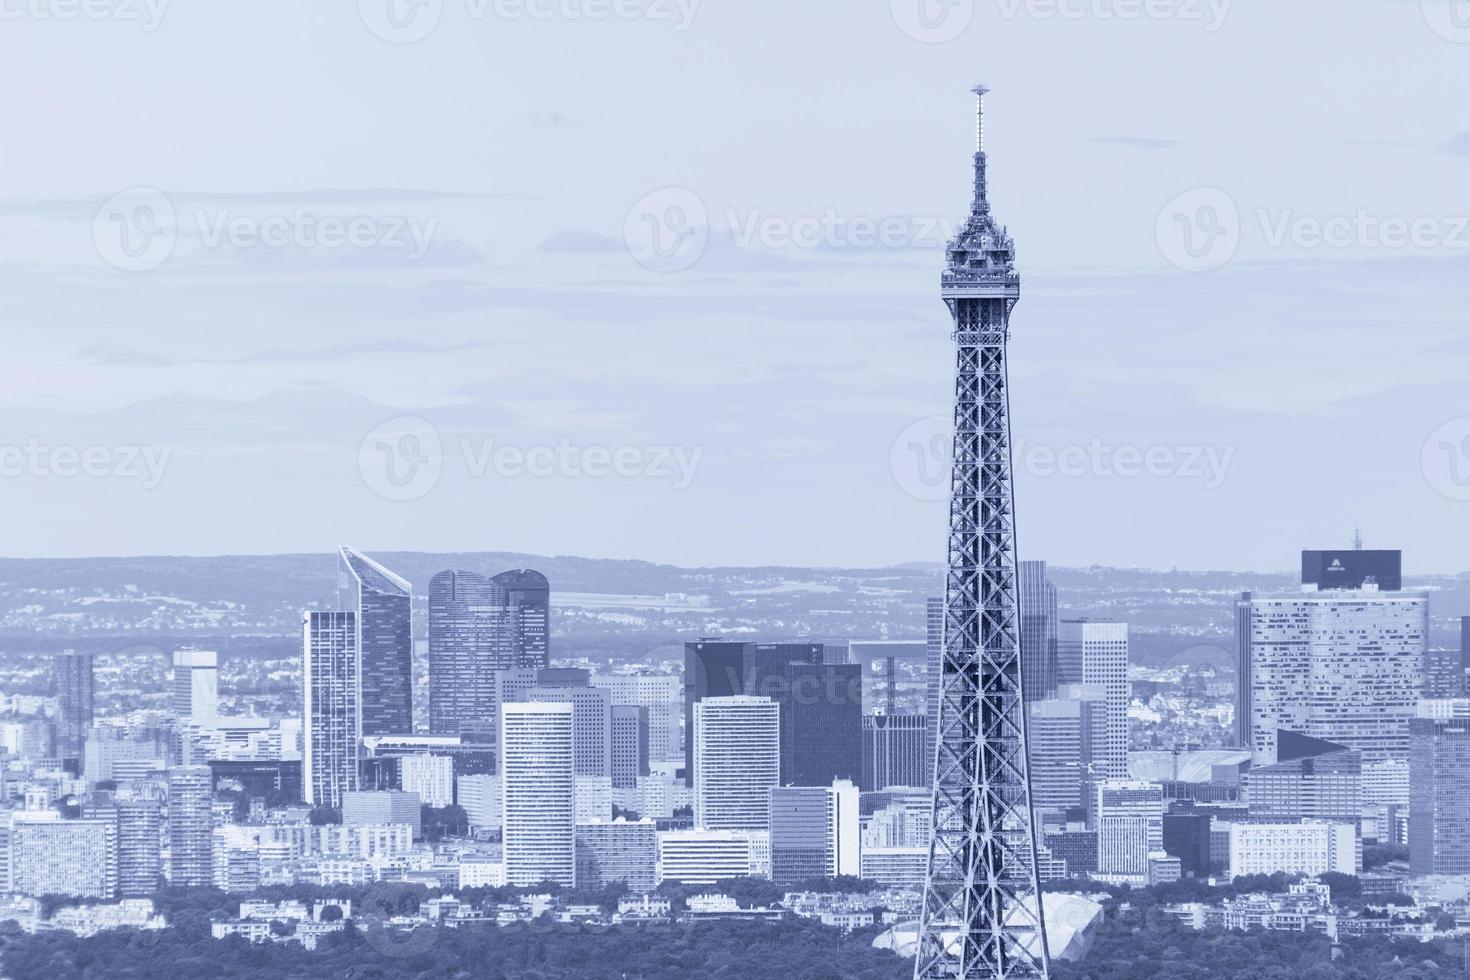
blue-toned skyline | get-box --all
[1,2,1467,574]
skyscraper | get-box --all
[339,546,413,737]
[526,683,612,777]
[1095,780,1164,878]
[1238,587,1426,805]
[610,705,650,789]
[171,649,219,721]
[769,780,860,884]
[1058,621,1130,778]
[860,714,928,791]
[683,640,823,785]
[1027,690,1108,821]
[168,765,213,886]
[778,661,862,788]
[692,696,779,832]
[427,568,551,738]
[916,86,1048,980]
[303,610,360,808]
[500,701,576,887]
[589,674,681,764]
[1409,701,1470,876]
[1017,560,1059,703]
[924,596,943,777]
[55,650,94,763]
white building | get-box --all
[1095,780,1164,877]
[501,701,576,887]
[456,774,500,831]
[1238,588,1426,806]
[657,828,771,885]
[9,816,118,899]
[172,650,219,722]
[457,855,506,889]
[303,611,360,808]
[1057,621,1129,778]
[1228,820,1358,878]
[399,755,454,808]
[693,696,779,832]
[574,775,613,824]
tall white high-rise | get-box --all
[303,611,360,808]
[500,701,576,887]
[167,765,213,886]
[171,650,219,721]
[1058,621,1129,778]
[693,696,779,832]
[1238,587,1426,805]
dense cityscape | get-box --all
[0,542,1467,978]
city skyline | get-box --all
[1,5,1468,574]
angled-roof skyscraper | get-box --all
[338,547,414,737]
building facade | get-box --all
[860,714,928,791]
[692,696,780,832]
[168,765,214,886]
[339,547,414,738]
[769,780,859,884]
[500,702,576,887]
[1057,621,1129,778]
[1409,703,1470,875]
[303,610,360,808]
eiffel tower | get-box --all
[914,85,1050,980]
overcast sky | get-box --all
[1,0,1467,573]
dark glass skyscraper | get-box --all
[56,650,95,764]
[1017,559,1058,703]
[780,661,862,788]
[339,547,414,737]
[427,568,550,737]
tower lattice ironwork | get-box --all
[914,85,1050,980]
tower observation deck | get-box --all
[914,86,1051,980]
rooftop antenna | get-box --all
[1352,526,1363,551]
